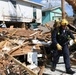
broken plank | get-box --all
[4,53,38,75]
[68,24,76,32]
[8,29,18,37]
[0,40,7,48]
[38,66,45,75]
[70,51,76,65]
[8,41,29,54]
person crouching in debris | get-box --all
[0,21,7,28]
[51,19,76,74]
[50,19,60,63]
[52,19,60,31]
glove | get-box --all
[73,39,76,43]
[56,43,62,50]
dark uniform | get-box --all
[51,26,75,74]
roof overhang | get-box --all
[42,6,61,12]
[18,0,43,7]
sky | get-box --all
[31,0,73,16]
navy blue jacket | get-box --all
[52,26,75,46]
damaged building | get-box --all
[0,0,42,28]
[0,0,75,75]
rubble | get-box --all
[0,23,75,75]
[0,27,51,75]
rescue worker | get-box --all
[51,19,76,74]
[51,19,60,35]
[53,19,60,29]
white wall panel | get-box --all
[36,7,42,23]
[8,1,17,16]
[19,5,33,18]
[0,0,42,23]
[17,1,33,22]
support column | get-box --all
[61,0,65,19]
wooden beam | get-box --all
[8,29,18,36]
[61,0,65,19]
[8,41,29,55]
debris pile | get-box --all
[0,24,76,75]
[0,26,51,75]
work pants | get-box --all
[52,44,71,70]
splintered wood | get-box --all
[4,53,37,75]
[0,28,51,75]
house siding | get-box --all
[53,8,62,13]
[42,11,50,24]
[42,7,62,24]
[50,8,62,20]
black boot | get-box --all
[51,63,56,71]
[66,69,75,74]
[51,66,56,71]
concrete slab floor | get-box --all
[43,56,76,75]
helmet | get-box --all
[61,19,68,26]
